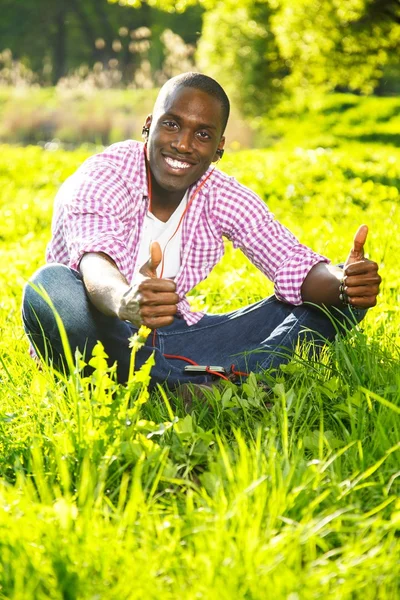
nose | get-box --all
[171,128,193,154]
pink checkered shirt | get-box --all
[47,140,329,325]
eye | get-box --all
[163,120,178,130]
[196,130,212,141]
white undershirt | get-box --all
[135,190,188,279]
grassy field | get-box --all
[1,85,400,150]
[0,104,400,598]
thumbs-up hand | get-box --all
[118,241,179,329]
[341,225,381,308]
[139,240,162,278]
[345,224,368,266]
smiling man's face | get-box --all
[145,85,225,201]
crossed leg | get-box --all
[22,264,365,387]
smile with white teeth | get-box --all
[164,156,192,170]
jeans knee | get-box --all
[27,263,78,294]
[22,264,84,334]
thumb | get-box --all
[139,241,162,278]
[345,224,368,266]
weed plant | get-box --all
[0,126,399,598]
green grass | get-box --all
[255,93,400,150]
[1,112,400,598]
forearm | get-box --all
[79,252,129,318]
[79,250,179,328]
[301,262,343,306]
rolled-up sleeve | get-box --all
[61,166,132,275]
[219,180,329,305]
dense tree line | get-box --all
[1,0,399,115]
[0,0,202,84]
[150,0,400,115]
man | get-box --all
[22,72,381,387]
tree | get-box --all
[197,0,286,117]
[0,0,202,84]
[144,0,400,116]
[0,0,127,83]
[273,0,400,96]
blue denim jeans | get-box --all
[22,264,365,387]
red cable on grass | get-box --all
[205,367,229,381]
[230,365,249,378]
[163,353,230,381]
[163,353,198,365]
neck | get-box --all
[150,172,186,209]
[148,172,187,222]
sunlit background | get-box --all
[1,0,399,149]
[1,3,400,598]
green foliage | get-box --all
[3,0,400,110]
[1,104,400,596]
[197,0,286,117]
[273,0,400,95]
[193,0,400,117]
[260,93,400,150]
[0,0,202,84]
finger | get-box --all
[123,302,177,325]
[141,315,175,329]
[139,292,180,306]
[345,285,381,298]
[346,295,377,308]
[344,274,381,288]
[352,224,368,256]
[345,260,379,277]
[149,241,162,272]
[345,224,368,265]
[140,304,178,319]
[139,241,162,278]
[139,278,176,293]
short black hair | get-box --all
[155,72,230,133]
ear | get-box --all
[213,136,225,162]
[142,114,152,140]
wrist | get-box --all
[339,278,350,307]
[116,278,143,325]
[112,282,131,319]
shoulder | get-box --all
[57,141,145,214]
[206,166,268,214]
[79,140,145,179]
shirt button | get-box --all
[203,261,209,267]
